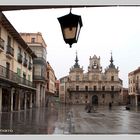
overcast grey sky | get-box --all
[4,7,140,87]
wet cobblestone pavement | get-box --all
[1,101,140,135]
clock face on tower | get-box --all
[92,62,98,69]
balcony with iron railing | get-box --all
[6,45,14,58]
[68,87,121,92]
[17,53,23,63]
[0,37,4,51]
[16,76,35,88]
[0,65,35,88]
[0,65,17,83]
[23,58,28,67]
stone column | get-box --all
[18,92,21,111]
[0,111,1,128]
[135,95,138,106]
[0,87,2,112]
[36,83,40,107]
[29,93,32,108]
[42,86,45,107]
[11,88,14,112]
[29,109,32,122]
[10,113,13,130]
[24,93,27,110]
[18,111,20,122]
[40,85,43,107]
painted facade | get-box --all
[46,61,57,96]
[0,12,36,112]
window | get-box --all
[111,76,114,81]
[102,94,105,98]
[18,47,21,54]
[76,85,79,91]
[111,93,114,99]
[94,86,97,91]
[17,68,21,76]
[28,74,31,81]
[133,78,135,83]
[6,62,10,78]
[23,72,26,79]
[0,27,1,37]
[84,75,88,81]
[24,52,27,59]
[76,75,79,81]
[85,86,88,91]
[85,95,88,99]
[102,86,105,91]
[34,65,41,76]
[7,36,11,45]
[31,37,35,43]
[133,87,135,92]
[75,94,79,99]
[111,86,114,91]
[29,56,31,63]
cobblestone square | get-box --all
[0,103,140,134]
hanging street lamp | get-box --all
[58,9,83,48]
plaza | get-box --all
[0,99,140,134]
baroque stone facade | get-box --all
[59,53,122,105]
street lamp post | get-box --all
[58,9,83,48]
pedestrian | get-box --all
[87,104,92,113]
[109,102,112,109]
[125,103,130,110]
[85,103,89,110]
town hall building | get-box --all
[59,53,123,105]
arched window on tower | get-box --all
[111,76,114,81]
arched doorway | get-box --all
[92,95,98,105]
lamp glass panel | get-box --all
[63,27,76,39]
[76,23,80,41]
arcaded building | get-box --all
[0,12,37,112]
[59,53,122,105]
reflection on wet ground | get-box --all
[1,102,140,134]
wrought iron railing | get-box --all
[16,76,35,87]
[6,45,14,56]
[0,65,34,88]
[0,37,4,50]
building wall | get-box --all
[20,32,47,107]
[0,25,33,81]
[46,62,57,95]
[128,67,140,106]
